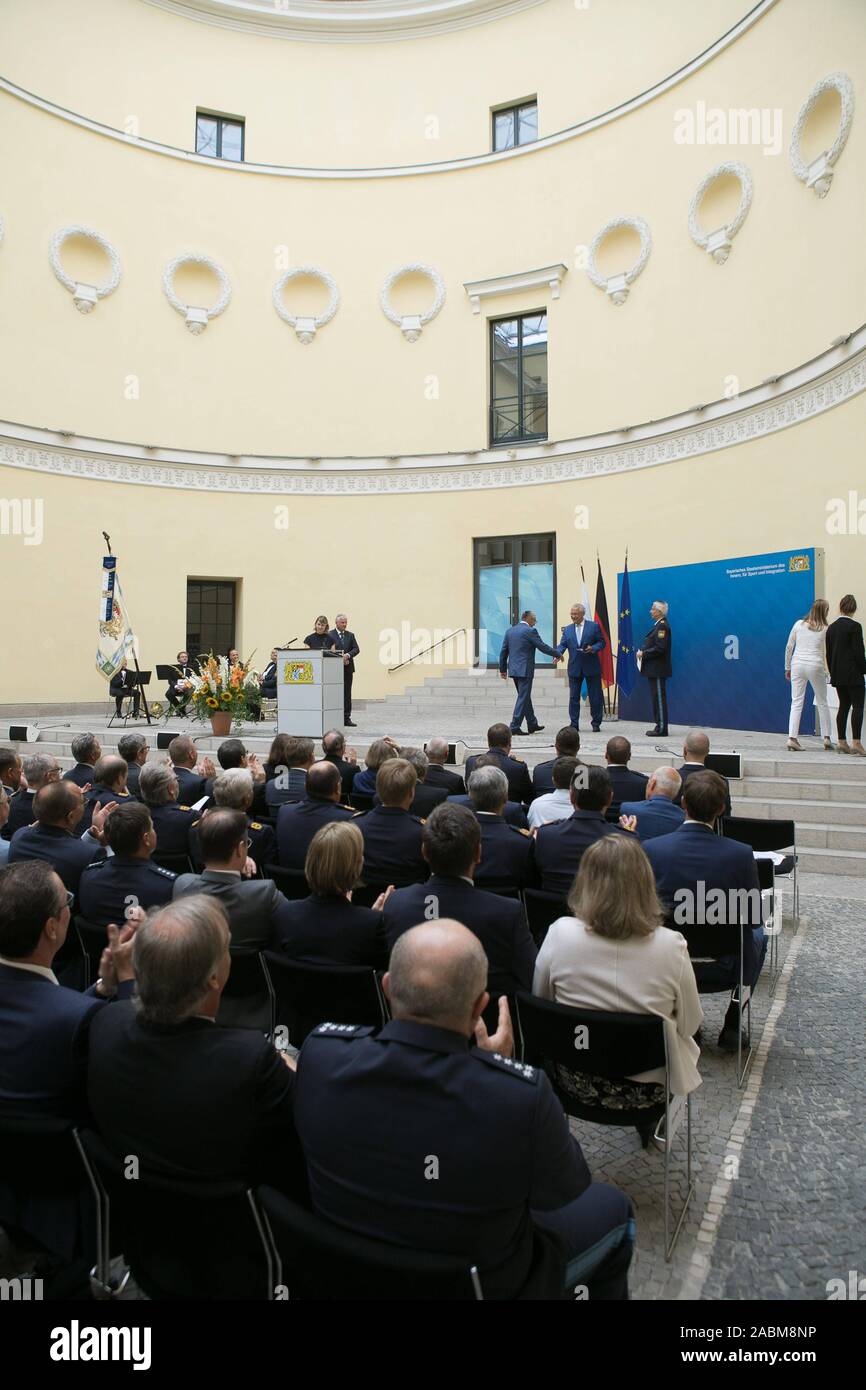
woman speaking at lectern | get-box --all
[304,616,338,651]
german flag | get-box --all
[594,556,615,689]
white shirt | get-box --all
[533,916,703,1095]
[527,788,573,829]
[574,622,585,646]
[785,621,828,671]
[0,955,58,985]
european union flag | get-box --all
[616,559,638,698]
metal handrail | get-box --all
[388,628,468,673]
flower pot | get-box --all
[209,711,232,736]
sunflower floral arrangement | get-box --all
[184,652,260,724]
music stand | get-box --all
[108,670,152,728]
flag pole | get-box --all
[104,532,151,726]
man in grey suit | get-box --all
[173,808,289,950]
[498,610,561,736]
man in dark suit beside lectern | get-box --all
[329,615,360,727]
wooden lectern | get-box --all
[275,649,345,737]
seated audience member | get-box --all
[295,919,634,1300]
[274,821,389,968]
[375,747,448,819]
[260,650,278,699]
[532,726,581,797]
[264,733,293,781]
[534,835,703,1140]
[5,753,61,839]
[61,734,101,790]
[9,782,112,893]
[0,792,10,865]
[534,765,629,899]
[191,768,275,873]
[86,895,299,1186]
[357,759,426,886]
[117,732,148,800]
[213,738,267,817]
[276,761,354,870]
[528,756,579,830]
[321,728,360,799]
[79,802,177,928]
[109,659,140,717]
[466,765,536,889]
[0,748,24,811]
[605,737,648,813]
[173,809,287,949]
[265,736,315,811]
[0,862,135,1123]
[424,736,466,796]
[675,729,732,817]
[448,754,529,829]
[80,754,133,833]
[138,762,199,860]
[351,737,399,798]
[169,735,215,805]
[383,803,536,995]
[643,770,765,1051]
[465,724,533,805]
[620,766,684,842]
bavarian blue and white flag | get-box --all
[96,555,136,680]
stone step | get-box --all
[732,795,866,826]
[791,823,866,851]
[737,777,866,802]
[791,845,866,876]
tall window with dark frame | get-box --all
[186,580,237,661]
[195,111,245,161]
[492,99,538,152]
[489,313,548,445]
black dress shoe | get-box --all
[511,728,527,736]
[591,724,601,732]
[645,728,661,737]
[345,720,357,727]
[528,725,544,734]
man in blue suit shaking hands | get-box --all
[555,602,607,732]
[499,610,561,736]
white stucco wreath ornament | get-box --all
[379,263,446,342]
[688,162,753,264]
[789,72,855,199]
[272,266,340,344]
[586,217,652,305]
[162,253,232,334]
[49,225,122,314]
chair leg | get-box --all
[247,1190,282,1300]
[664,1092,694,1261]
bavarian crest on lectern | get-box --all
[284,660,314,684]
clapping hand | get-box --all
[619,814,638,833]
[371,885,396,911]
[90,801,119,842]
[241,855,257,878]
[474,995,514,1057]
[247,754,265,782]
[197,755,217,778]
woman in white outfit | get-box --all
[532,833,703,1147]
[785,599,833,751]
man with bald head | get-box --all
[620,766,685,842]
[675,729,731,817]
[295,919,634,1299]
[423,737,465,797]
[276,760,355,871]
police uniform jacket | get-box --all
[640,618,672,678]
[447,794,529,830]
[425,764,466,797]
[78,855,177,928]
[80,782,133,835]
[474,813,537,889]
[265,769,308,811]
[531,759,557,796]
[324,754,359,799]
[8,823,105,893]
[533,812,627,899]
[294,1019,591,1300]
[172,765,209,804]
[374,783,449,819]
[383,874,537,997]
[273,894,387,969]
[276,797,355,871]
[4,787,37,839]
[148,801,198,858]
[606,765,648,813]
[124,762,143,800]
[62,763,96,790]
[465,749,533,805]
[358,805,427,886]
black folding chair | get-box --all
[756,857,780,993]
[151,850,194,875]
[0,1114,100,1269]
[349,792,375,812]
[258,1185,566,1301]
[523,889,569,947]
[264,863,311,900]
[514,994,693,1260]
[263,952,388,1048]
[78,1129,279,1300]
[73,917,111,989]
[218,950,275,1034]
[721,816,798,923]
[679,918,754,1087]
[53,918,88,991]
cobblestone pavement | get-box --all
[572,895,865,1301]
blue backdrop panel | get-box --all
[618,548,817,734]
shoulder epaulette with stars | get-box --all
[310,1022,374,1040]
[474,1050,538,1083]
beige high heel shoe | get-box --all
[851,740,866,757]
[824,737,834,751]
[837,740,851,754]
[787,738,802,751]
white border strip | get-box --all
[0,1,779,177]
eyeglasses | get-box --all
[62,891,74,911]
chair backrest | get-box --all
[523,889,569,947]
[263,952,388,1046]
[756,858,775,891]
[721,816,795,853]
[53,919,89,991]
[217,951,275,1034]
[151,851,194,874]
[515,992,666,1080]
[264,863,311,900]
[74,916,109,983]
[350,792,375,812]
[78,1128,277,1300]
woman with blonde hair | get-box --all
[273,820,391,967]
[351,737,400,796]
[785,599,833,751]
[533,834,703,1141]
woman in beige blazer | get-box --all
[533,834,703,1103]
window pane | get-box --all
[493,110,515,152]
[518,103,538,145]
[491,318,519,360]
[196,116,218,156]
[220,121,243,161]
